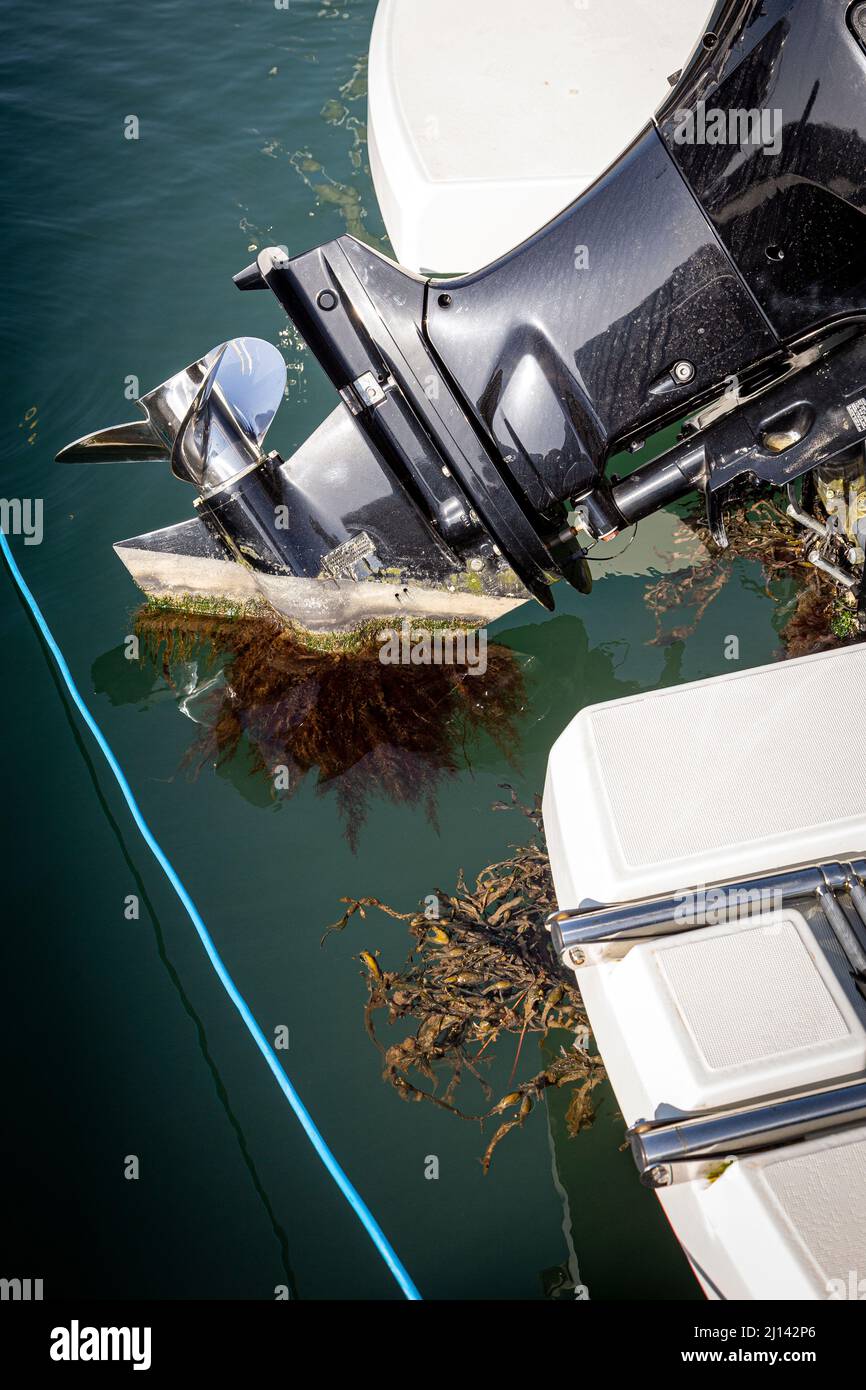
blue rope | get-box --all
[0,528,422,1302]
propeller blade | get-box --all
[170,337,287,488]
[170,346,226,486]
[55,338,286,480]
[56,419,169,464]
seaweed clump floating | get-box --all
[328,793,605,1172]
[646,492,864,657]
[134,605,527,849]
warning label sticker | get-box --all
[846,397,866,431]
[320,531,377,580]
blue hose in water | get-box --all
[0,528,422,1302]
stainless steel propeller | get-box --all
[56,337,287,491]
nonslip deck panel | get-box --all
[658,918,852,1069]
[602,910,866,1112]
[589,653,865,867]
[760,1135,866,1285]
[543,644,866,905]
[702,1125,866,1298]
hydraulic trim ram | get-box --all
[58,0,866,629]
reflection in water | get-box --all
[130,609,528,849]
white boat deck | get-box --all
[543,644,866,1299]
[544,645,866,907]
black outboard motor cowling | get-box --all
[59,0,866,628]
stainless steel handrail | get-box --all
[628,1078,866,1187]
[548,857,866,1183]
[547,858,866,975]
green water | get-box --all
[1,0,786,1300]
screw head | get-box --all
[673,359,695,384]
[317,289,337,311]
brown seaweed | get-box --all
[133,607,527,850]
[329,792,605,1172]
[646,494,864,657]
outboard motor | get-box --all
[59,0,866,629]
